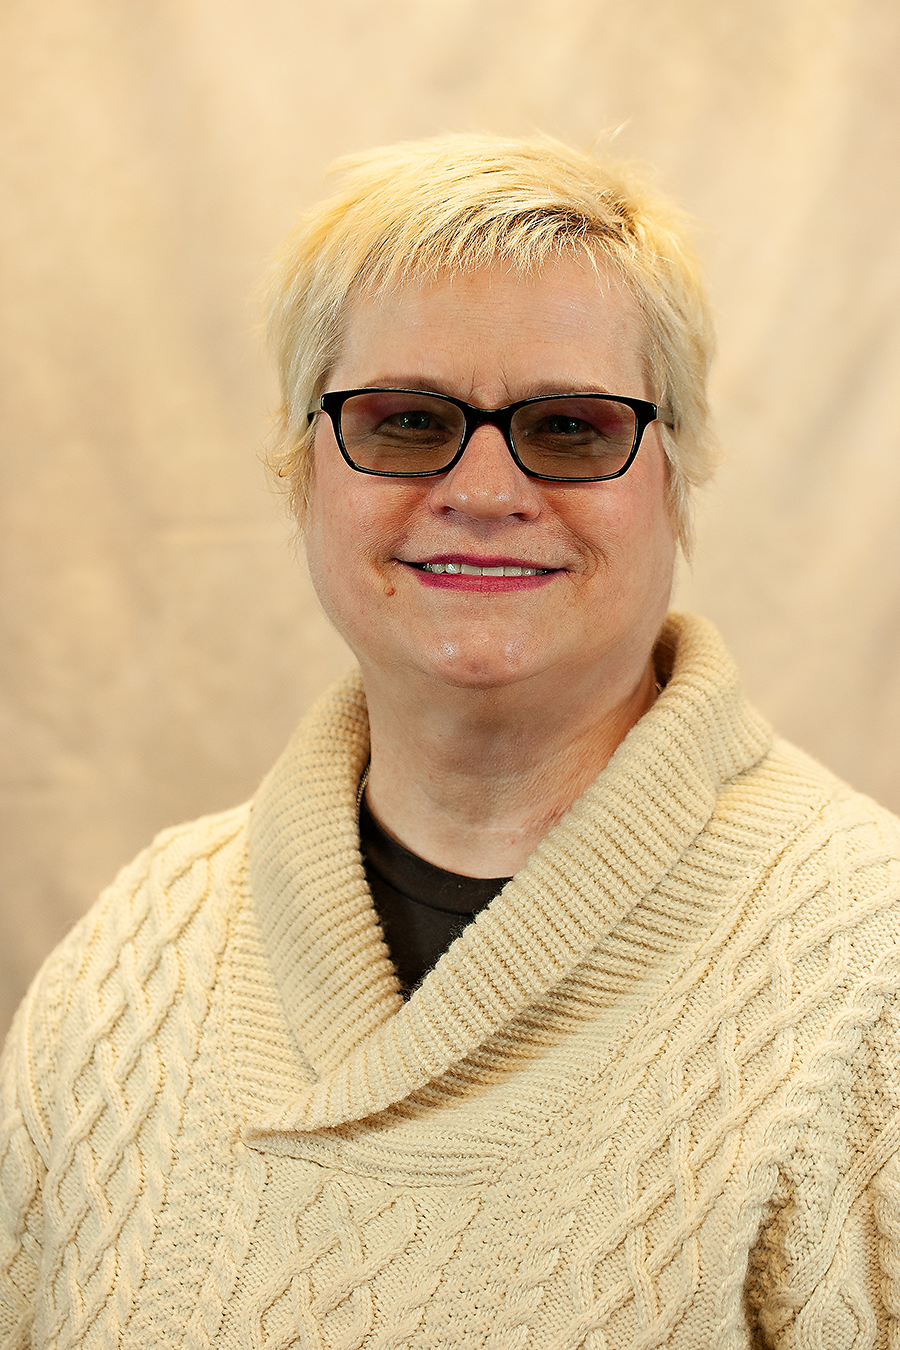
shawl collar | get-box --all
[246,613,771,1133]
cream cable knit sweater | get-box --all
[3,613,900,1349]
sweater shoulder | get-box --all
[762,734,900,841]
[82,800,249,946]
[725,733,900,938]
[707,727,900,855]
[45,801,250,1003]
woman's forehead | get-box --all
[332,259,651,404]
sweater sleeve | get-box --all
[0,809,245,1350]
[871,977,900,1345]
[0,1006,41,1347]
[0,923,78,1349]
[742,946,900,1348]
[0,863,141,1349]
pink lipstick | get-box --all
[404,554,560,593]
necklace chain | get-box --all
[356,761,370,813]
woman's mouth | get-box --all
[418,561,550,577]
[404,556,560,591]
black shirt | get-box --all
[359,795,512,996]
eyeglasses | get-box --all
[314,387,658,482]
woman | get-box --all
[3,133,900,1349]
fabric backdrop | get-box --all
[2,0,898,1039]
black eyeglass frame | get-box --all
[313,387,659,482]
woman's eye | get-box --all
[535,415,600,439]
[544,416,588,436]
[373,407,456,442]
[387,410,435,431]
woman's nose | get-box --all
[427,424,543,521]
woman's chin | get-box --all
[403,634,548,693]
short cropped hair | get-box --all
[264,132,717,546]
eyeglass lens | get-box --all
[337,391,639,480]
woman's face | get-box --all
[304,259,677,702]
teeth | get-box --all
[421,562,545,576]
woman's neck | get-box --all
[360,659,660,877]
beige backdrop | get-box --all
[2,0,899,1040]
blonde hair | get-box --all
[264,132,717,546]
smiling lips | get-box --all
[422,561,547,577]
[406,556,559,592]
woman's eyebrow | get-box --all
[335,378,621,401]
